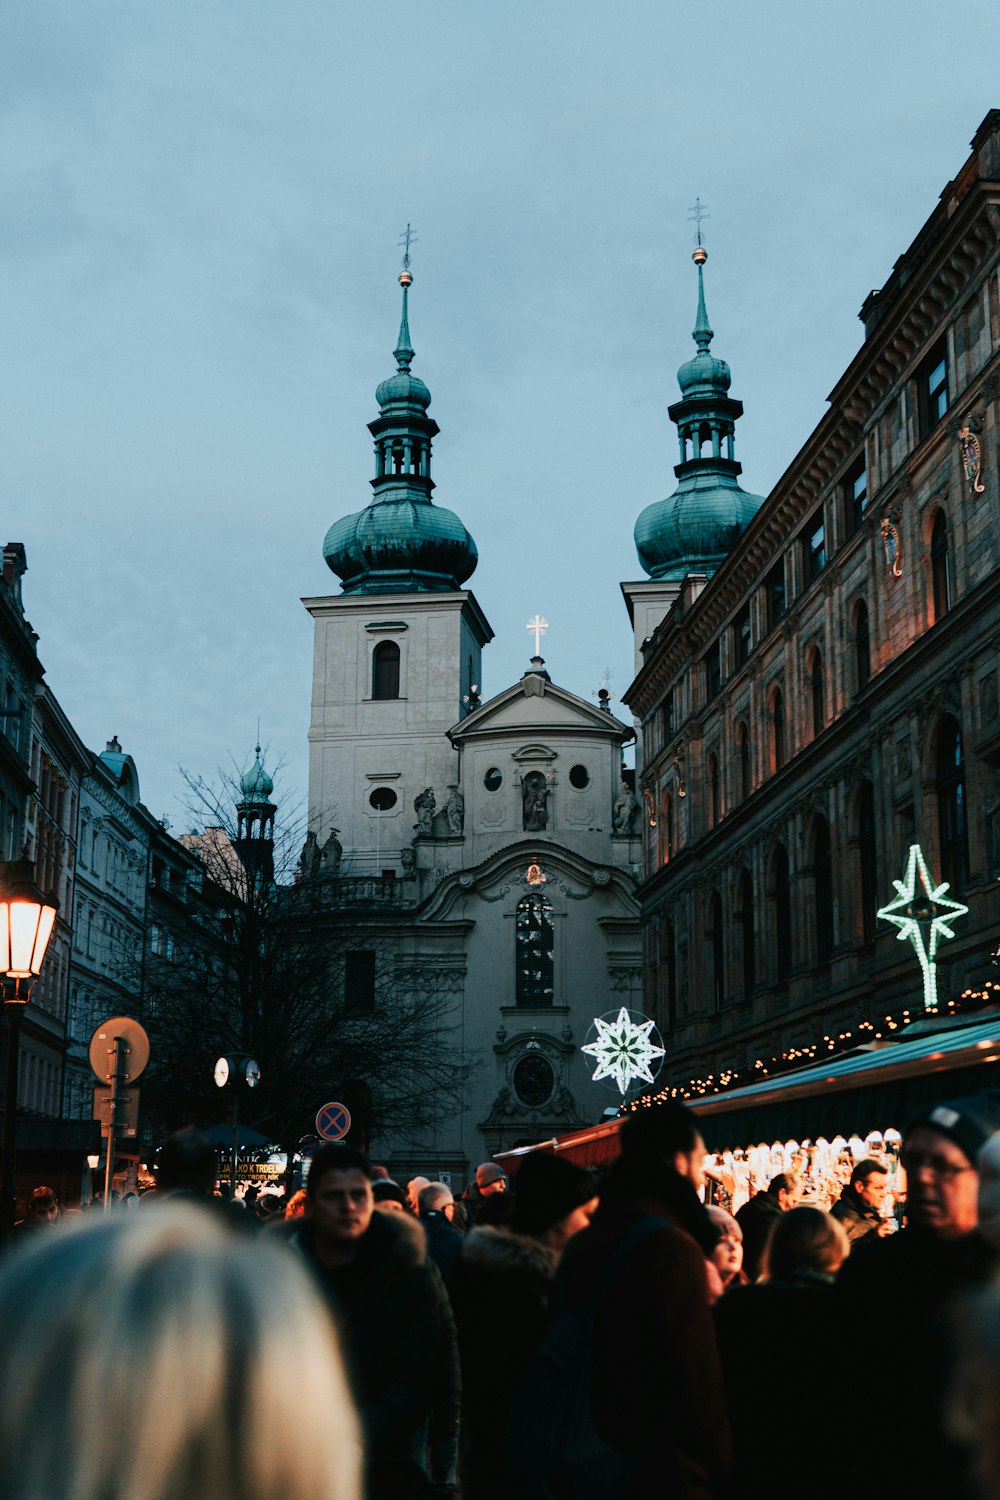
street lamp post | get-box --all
[213,1053,261,1197]
[0,856,59,1247]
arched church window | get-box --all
[515,894,554,1007]
[372,641,400,700]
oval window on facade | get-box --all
[484,767,503,792]
[513,1053,555,1109]
[569,764,589,789]
[369,787,398,811]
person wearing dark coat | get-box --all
[835,1094,1000,1500]
[453,1162,512,1232]
[291,1142,460,1500]
[714,1207,849,1500]
[449,1153,597,1500]
[508,1103,729,1500]
[829,1158,893,1247]
[734,1172,800,1280]
[418,1182,464,1283]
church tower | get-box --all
[234,744,276,889]
[622,243,763,674]
[304,259,493,871]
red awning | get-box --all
[494,1118,625,1174]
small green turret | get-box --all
[634,245,762,581]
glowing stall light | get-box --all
[581,1006,665,1096]
[876,843,969,1012]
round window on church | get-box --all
[484,767,503,792]
[569,764,590,790]
[513,1054,555,1109]
[369,787,398,811]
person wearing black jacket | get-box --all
[734,1172,800,1280]
[291,1143,460,1500]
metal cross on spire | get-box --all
[398,223,417,271]
[688,197,709,247]
[526,614,549,657]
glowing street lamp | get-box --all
[876,843,968,1012]
[0,856,59,1243]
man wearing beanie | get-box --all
[449,1153,597,1499]
[837,1092,1000,1500]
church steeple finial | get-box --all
[394,223,417,372]
[692,248,713,353]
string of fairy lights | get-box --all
[624,982,1000,1112]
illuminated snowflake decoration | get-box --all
[876,843,969,1011]
[582,1007,665,1095]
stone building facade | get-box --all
[305,272,642,1179]
[623,111,1000,1094]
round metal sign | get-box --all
[89,1016,150,1083]
[315,1101,352,1141]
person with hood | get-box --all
[520,1101,729,1499]
[449,1153,597,1500]
[290,1143,460,1500]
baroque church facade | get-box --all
[622,111,1000,1103]
[304,268,643,1181]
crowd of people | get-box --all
[5,1092,1000,1499]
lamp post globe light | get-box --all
[0,855,59,1245]
[214,1053,261,1198]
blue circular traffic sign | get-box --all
[315,1101,351,1141]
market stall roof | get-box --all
[495,1010,1000,1169]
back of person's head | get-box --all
[850,1158,886,1188]
[0,1205,360,1500]
[948,1275,1000,1494]
[418,1182,454,1215]
[510,1154,596,1238]
[155,1129,218,1196]
[619,1101,700,1168]
[765,1206,849,1280]
[306,1143,372,1200]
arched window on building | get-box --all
[708,889,724,1012]
[857,780,878,945]
[736,721,750,801]
[853,601,871,691]
[771,688,785,772]
[738,868,755,1001]
[812,815,834,966]
[372,640,401,700]
[936,716,969,891]
[931,510,951,622]
[809,648,825,737]
[515,894,554,1007]
[707,752,720,828]
[769,842,792,983]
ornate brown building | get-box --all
[623,111,1000,1093]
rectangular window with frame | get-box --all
[765,560,786,632]
[344,950,376,1013]
[845,455,867,535]
[733,602,752,668]
[917,342,949,440]
[801,509,826,587]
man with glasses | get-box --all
[837,1094,1000,1500]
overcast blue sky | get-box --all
[3,2,998,825]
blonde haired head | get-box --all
[0,1203,360,1500]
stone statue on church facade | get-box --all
[297,830,321,882]
[613,780,638,834]
[444,784,465,835]
[319,828,342,878]
[414,787,436,836]
[522,771,548,832]
[400,842,416,874]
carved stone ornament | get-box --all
[959,423,986,497]
[525,862,546,886]
[981,672,999,726]
[642,787,657,828]
[880,519,903,578]
[894,735,912,780]
[672,755,687,798]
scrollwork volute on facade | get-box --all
[477,883,511,904]
[880,518,903,578]
[959,421,986,497]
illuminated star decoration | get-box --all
[582,1007,666,1095]
[876,843,969,1011]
